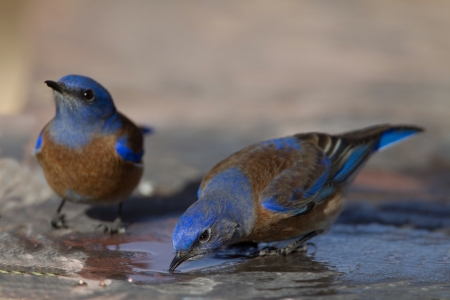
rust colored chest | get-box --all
[36,131,142,204]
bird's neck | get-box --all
[201,167,259,237]
[50,110,122,149]
[202,189,256,237]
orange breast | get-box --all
[36,131,142,205]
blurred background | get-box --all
[1,0,449,193]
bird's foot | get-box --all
[97,218,126,234]
[50,213,68,229]
[259,243,308,256]
[260,231,319,256]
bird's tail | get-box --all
[305,124,423,184]
[139,125,154,136]
[340,124,423,152]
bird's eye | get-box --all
[82,89,95,102]
[199,229,211,243]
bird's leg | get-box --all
[51,198,68,228]
[113,202,126,232]
[259,231,318,256]
[98,202,126,234]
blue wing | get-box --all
[115,136,144,163]
[260,151,335,216]
[114,113,146,164]
[35,131,44,154]
[261,125,422,216]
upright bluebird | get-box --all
[170,124,423,270]
[35,75,150,233]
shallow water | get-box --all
[106,240,246,275]
[1,183,450,298]
[97,218,450,285]
[1,207,450,299]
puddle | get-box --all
[78,220,450,287]
[73,216,249,283]
[2,211,449,298]
[36,198,448,298]
[106,240,245,276]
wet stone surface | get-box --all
[0,165,449,299]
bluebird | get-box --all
[169,124,423,270]
[35,75,150,233]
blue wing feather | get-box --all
[262,199,294,213]
[261,126,422,216]
[314,184,337,203]
[115,136,144,163]
[262,155,331,215]
[333,144,371,182]
[303,157,330,198]
[35,131,44,154]
[260,137,301,151]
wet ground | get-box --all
[0,167,449,299]
[1,0,450,299]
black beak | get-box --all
[45,80,64,93]
[169,251,190,272]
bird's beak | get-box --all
[169,251,191,272]
[45,80,64,94]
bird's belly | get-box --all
[36,135,142,205]
[244,192,346,243]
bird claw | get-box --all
[50,213,68,229]
[259,246,279,256]
[97,218,126,234]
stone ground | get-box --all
[0,0,450,299]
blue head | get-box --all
[169,198,243,271]
[46,75,122,148]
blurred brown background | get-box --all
[1,0,449,192]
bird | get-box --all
[35,75,150,233]
[169,124,423,271]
